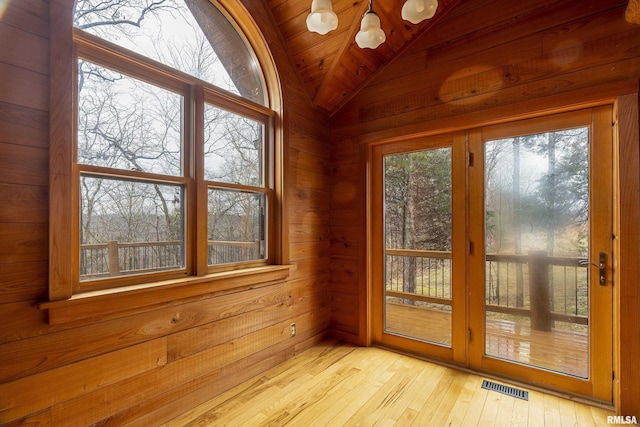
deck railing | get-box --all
[385,248,588,331]
[207,240,261,265]
[80,240,183,278]
[385,249,453,307]
[80,240,260,279]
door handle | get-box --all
[598,252,606,286]
[578,253,607,286]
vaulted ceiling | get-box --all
[266,0,464,114]
[264,0,640,114]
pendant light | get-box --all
[306,0,438,49]
[355,0,386,49]
[306,0,338,35]
[401,0,438,24]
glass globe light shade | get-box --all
[401,0,438,24]
[306,0,338,35]
[355,11,386,49]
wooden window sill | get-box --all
[38,265,291,325]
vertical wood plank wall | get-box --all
[329,0,640,415]
[0,0,331,425]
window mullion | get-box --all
[204,181,269,193]
[78,165,191,185]
[192,85,209,276]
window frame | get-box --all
[47,0,285,306]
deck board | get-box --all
[385,301,588,377]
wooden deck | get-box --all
[385,302,589,378]
[165,340,612,426]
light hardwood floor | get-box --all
[164,340,614,426]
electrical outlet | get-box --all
[290,322,296,337]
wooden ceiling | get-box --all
[266,0,463,114]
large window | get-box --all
[49,0,280,298]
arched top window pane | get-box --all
[73,0,266,105]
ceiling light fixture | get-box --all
[355,0,385,49]
[306,0,438,48]
[402,0,438,24]
[306,0,338,35]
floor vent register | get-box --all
[481,379,529,401]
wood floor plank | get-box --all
[410,368,458,425]
[591,405,618,425]
[230,345,375,426]
[296,356,388,426]
[575,402,598,427]
[422,371,469,426]
[396,407,420,425]
[510,393,530,427]
[543,393,563,427]
[404,364,448,414]
[460,375,490,425]
[495,394,516,427]
[312,351,397,426]
[558,394,579,426]
[384,362,439,422]
[443,375,480,426]
[164,341,615,426]
[527,390,547,427]
[170,343,348,426]
[478,387,502,426]
[212,345,354,425]
[248,364,361,425]
[184,370,313,426]
[341,359,415,425]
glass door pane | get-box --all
[483,127,590,377]
[384,147,453,346]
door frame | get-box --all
[367,106,614,403]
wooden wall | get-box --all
[0,0,331,424]
[329,0,640,415]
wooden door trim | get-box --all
[613,93,640,416]
[367,104,625,408]
[590,105,614,403]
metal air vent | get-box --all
[481,380,529,401]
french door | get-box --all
[370,107,613,402]
[371,132,468,364]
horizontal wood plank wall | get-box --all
[0,0,331,425]
[329,0,640,414]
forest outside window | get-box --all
[49,0,281,300]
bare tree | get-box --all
[73,0,176,32]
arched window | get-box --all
[47,0,284,307]
[73,0,266,104]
